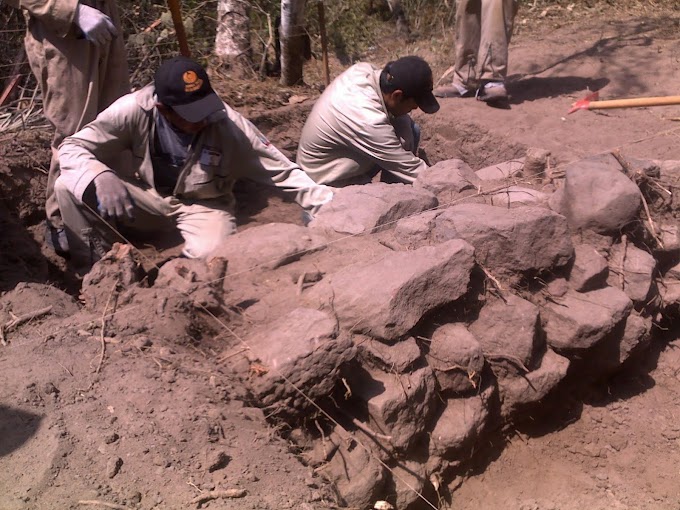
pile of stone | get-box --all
[76,151,680,509]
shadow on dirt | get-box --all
[0,206,48,291]
[509,16,680,101]
[446,325,673,494]
[0,405,42,458]
[508,76,610,105]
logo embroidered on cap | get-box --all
[183,70,203,92]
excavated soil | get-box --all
[2,8,680,510]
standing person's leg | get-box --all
[476,0,517,101]
[24,6,129,254]
[434,0,481,98]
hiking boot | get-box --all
[45,222,69,256]
[433,83,474,98]
[476,81,509,103]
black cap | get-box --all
[154,56,225,123]
[383,56,440,114]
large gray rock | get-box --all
[578,313,652,376]
[568,244,609,292]
[542,287,632,351]
[353,366,437,452]
[487,186,548,209]
[396,204,573,277]
[391,210,441,248]
[426,323,484,395]
[309,183,437,235]
[414,158,480,198]
[429,384,495,460]
[619,313,652,365]
[550,153,642,234]
[245,308,354,414]
[658,223,680,254]
[495,348,570,417]
[607,243,656,304]
[211,223,326,274]
[318,428,387,509]
[391,461,428,510]
[355,335,422,373]
[660,261,680,307]
[475,158,525,181]
[307,239,475,341]
[469,294,541,369]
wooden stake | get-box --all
[0,47,26,107]
[317,1,330,86]
[167,0,191,57]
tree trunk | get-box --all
[279,0,306,86]
[215,0,252,74]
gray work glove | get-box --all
[73,3,118,47]
[94,172,135,220]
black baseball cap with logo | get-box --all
[154,56,225,123]
[381,56,440,114]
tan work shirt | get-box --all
[297,62,427,185]
[57,85,333,212]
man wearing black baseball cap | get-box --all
[54,56,334,274]
[297,55,440,186]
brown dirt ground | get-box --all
[2,5,680,510]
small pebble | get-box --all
[106,457,123,479]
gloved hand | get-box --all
[73,3,118,47]
[94,172,135,220]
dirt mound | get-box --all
[2,12,680,510]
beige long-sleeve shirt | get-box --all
[57,84,333,212]
[297,62,427,185]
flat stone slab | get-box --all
[308,239,475,340]
[569,244,609,292]
[496,348,570,417]
[469,294,541,369]
[429,384,495,459]
[309,182,437,235]
[475,158,525,181]
[396,203,573,277]
[542,287,632,351]
[355,335,422,373]
[487,186,548,208]
[427,323,484,395]
[245,308,354,413]
[212,223,327,274]
[353,366,437,452]
[414,158,480,199]
[607,242,656,304]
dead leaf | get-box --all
[288,95,309,105]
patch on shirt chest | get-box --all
[199,146,222,166]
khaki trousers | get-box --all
[55,179,237,269]
[453,0,518,88]
[24,0,129,227]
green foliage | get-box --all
[318,0,388,63]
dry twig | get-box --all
[77,500,130,510]
[486,353,530,374]
[190,489,247,506]
[0,305,52,345]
